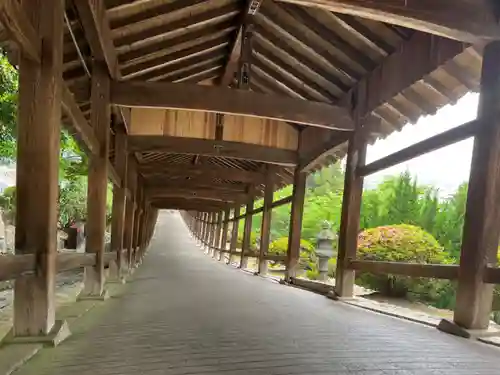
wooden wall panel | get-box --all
[129,108,298,150]
[223,115,298,150]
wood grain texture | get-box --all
[14,0,63,337]
[276,0,500,42]
[111,81,353,130]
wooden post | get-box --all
[285,168,307,281]
[240,189,255,269]
[335,127,366,297]
[205,212,214,252]
[132,185,143,266]
[220,208,230,262]
[258,167,275,275]
[110,129,127,281]
[202,212,209,248]
[453,41,500,330]
[124,159,137,269]
[213,211,223,259]
[80,61,110,299]
[228,206,240,265]
[14,0,63,337]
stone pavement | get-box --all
[13,211,500,374]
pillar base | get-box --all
[2,320,71,347]
[437,319,500,339]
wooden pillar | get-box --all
[136,206,146,262]
[81,62,110,298]
[132,185,143,266]
[240,190,255,269]
[202,212,209,248]
[285,168,307,281]
[14,0,63,337]
[110,129,128,280]
[229,206,240,265]
[210,212,219,255]
[205,212,213,252]
[453,41,500,330]
[124,159,137,269]
[335,127,366,297]
[220,208,230,262]
[213,211,222,259]
[258,167,275,275]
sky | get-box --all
[363,93,479,197]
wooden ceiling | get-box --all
[0,0,491,211]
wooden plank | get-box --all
[75,0,119,78]
[111,81,353,130]
[0,0,40,62]
[0,254,34,282]
[454,41,500,330]
[127,136,298,166]
[145,180,248,193]
[14,0,63,337]
[285,168,306,280]
[258,165,275,274]
[139,163,265,184]
[359,118,478,176]
[335,127,366,297]
[276,0,500,43]
[57,253,96,272]
[82,62,110,298]
[349,260,459,280]
[61,84,99,155]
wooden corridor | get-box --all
[13,211,500,375]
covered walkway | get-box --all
[15,212,500,375]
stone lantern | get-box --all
[316,221,337,281]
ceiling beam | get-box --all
[149,197,230,211]
[128,136,298,167]
[219,0,265,86]
[145,180,248,193]
[111,81,353,130]
[74,0,119,78]
[146,187,248,202]
[139,163,266,184]
[275,0,500,43]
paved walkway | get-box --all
[15,211,500,374]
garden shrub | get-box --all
[236,231,258,250]
[356,224,452,299]
[268,237,314,256]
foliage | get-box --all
[236,231,258,250]
[0,186,15,224]
[0,53,18,160]
[268,237,314,256]
[356,224,452,300]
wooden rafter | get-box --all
[139,164,266,184]
[128,136,298,166]
[146,187,248,203]
[74,0,119,78]
[111,81,353,130]
[275,0,500,43]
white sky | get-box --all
[363,93,479,197]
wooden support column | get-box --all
[335,123,366,297]
[240,187,255,269]
[81,62,110,299]
[124,159,137,269]
[213,211,223,259]
[453,41,500,330]
[132,185,143,266]
[228,206,240,265]
[14,0,63,337]
[220,208,230,262]
[206,212,214,252]
[110,128,128,280]
[285,168,307,280]
[201,212,209,247]
[258,166,275,275]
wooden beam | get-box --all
[454,41,500,330]
[82,62,110,298]
[299,131,350,172]
[14,0,63,337]
[220,0,264,86]
[61,84,99,155]
[229,195,293,221]
[107,160,121,187]
[0,0,40,62]
[146,180,248,193]
[146,186,248,203]
[335,127,366,297]
[349,260,459,280]
[75,0,119,78]
[111,81,353,130]
[139,163,265,184]
[285,168,306,280]
[359,118,478,176]
[128,136,298,167]
[275,0,500,43]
